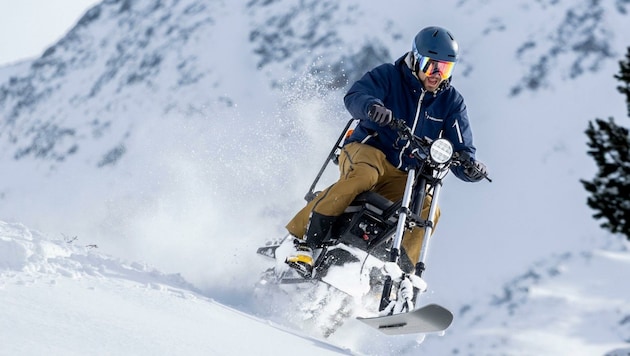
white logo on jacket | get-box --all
[425,112,443,122]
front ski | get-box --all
[357,304,453,335]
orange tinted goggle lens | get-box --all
[418,56,455,80]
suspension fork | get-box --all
[379,168,417,311]
[415,180,441,277]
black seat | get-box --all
[345,191,394,215]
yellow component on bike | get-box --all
[286,255,313,265]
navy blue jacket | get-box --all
[343,53,477,182]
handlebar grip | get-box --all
[388,118,408,131]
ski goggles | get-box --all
[415,54,456,80]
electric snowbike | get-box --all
[256,117,490,336]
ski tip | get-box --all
[357,303,453,336]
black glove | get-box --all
[368,104,393,126]
[464,160,487,182]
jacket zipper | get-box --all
[396,89,425,169]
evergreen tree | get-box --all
[581,47,630,240]
[581,119,630,238]
[615,47,630,117]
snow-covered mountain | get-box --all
[2,0,630,354]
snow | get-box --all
[2,219,629,355]
[1,0,630,354]
[0,221,351,355]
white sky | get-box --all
[0,0,101,66]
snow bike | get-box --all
[256,117,490,336]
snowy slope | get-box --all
[418,240,630,355]
[2,221,629,355]
[0,221,353,356]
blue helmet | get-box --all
[412,26,459,63]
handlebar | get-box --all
[388,118,492,182]
[388,118,410,132]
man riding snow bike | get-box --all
[284,26,488,283]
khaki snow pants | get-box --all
[286,142,440,264]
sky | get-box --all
[0,1,100,66]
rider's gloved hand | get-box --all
[368,104,393,126]
[464,160,487,182]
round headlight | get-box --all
[429,139,453,164]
